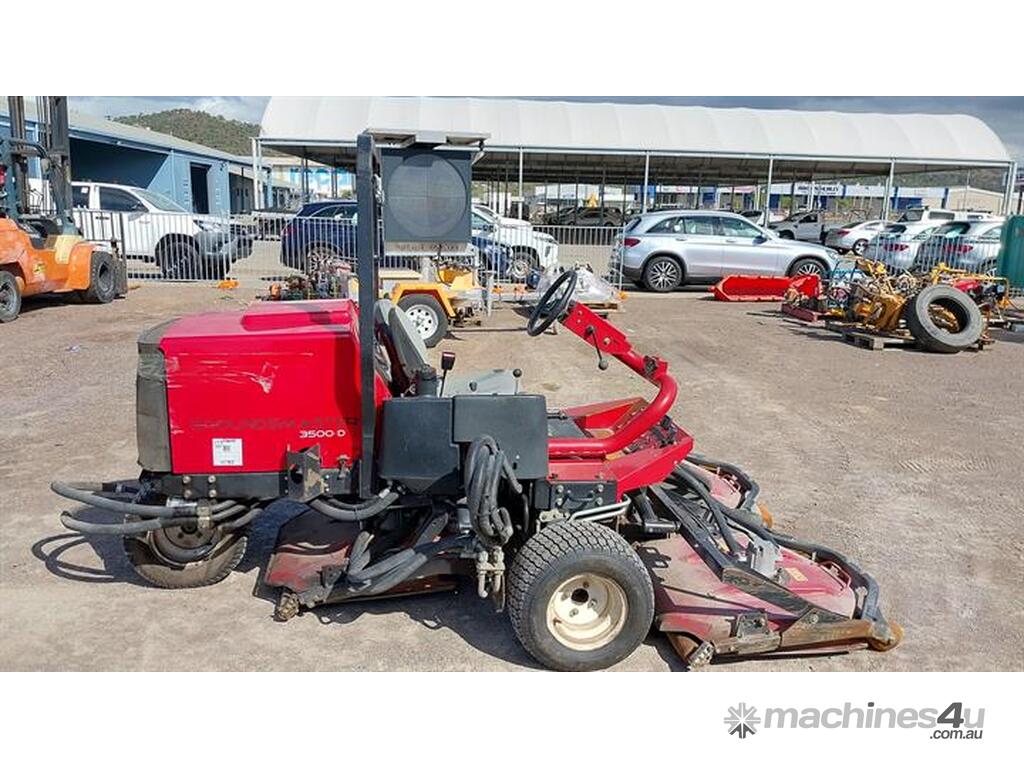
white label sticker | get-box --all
[212,438,243,467]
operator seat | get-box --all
[385,304,519,396]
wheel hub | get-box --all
[149,524,219,564]
[650,261,679,289]
[405,305,438,337]
[546,572,628,651]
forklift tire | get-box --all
[0,271,21,322]
[904,284,983,354]
[81,251,118,304]
[123,522,247,589]
[507,521,654,671]
[397,294,449,348]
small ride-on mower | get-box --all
[54,134,900,670]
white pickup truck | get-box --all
[768,210,830,242]
[71,182,251,279]
[471,203,558,280]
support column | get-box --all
[641,152,650,213]
[1002,162,1018,216]
[517,148,524,219]
[881,160,895,221]
[763,157,774,226]
[250,138,261,211]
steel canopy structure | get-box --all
[256,96,1018,215]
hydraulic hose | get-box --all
[52,481,206,519]
[464,435,521,546]
[669,464,744,557]
[311,489,400,522]
[685,453,761,510]
[59,512,200,536]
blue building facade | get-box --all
[1,106,245,216]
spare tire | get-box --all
[904,284,983,353]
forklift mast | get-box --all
[2,96,76,234]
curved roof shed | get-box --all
[258,96,1013,193]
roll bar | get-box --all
[547,301,678,459]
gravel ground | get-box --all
[1,282,1022,671]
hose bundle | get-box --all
[464,435,522,547]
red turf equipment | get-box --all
[712,273,821,302]
[53,134,900,671]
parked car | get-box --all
[542,206,623,227]
[72,182,250,279]
[768,210,830,242]
[471,203,559,279]
[914,219,1005,274]
[280,200,358,268]
[280,199,517,278]
[740,209,784,225]
[864,221,942,271]
[824,220,887,255]
[610,210,838,292]
[252,205,299,239]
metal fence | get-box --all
[69,206,626,293]
[861,220,1005,276]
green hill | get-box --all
[113,109,258,156]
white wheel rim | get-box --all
[545,572,628,651]
[649,260,679,289]
[405,305,438,338]
[795,262,823,277]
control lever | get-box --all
[512,368,522,394]
[439,351,456,396]
[585,325,609,370]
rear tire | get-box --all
[124,522,247,589]
[397,294,449,347]
[904,283,983,353]
[0,271,21,322]
[157,239,200,280]
[81,250,118,303]
[642,255,683,292]
[508,521,654,671]
[779,231,794,240]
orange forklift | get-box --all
[0,96,126,322]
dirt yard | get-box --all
[1,282,1022,671]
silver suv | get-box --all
[611,210,837,292]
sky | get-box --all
[69,96,1024,162]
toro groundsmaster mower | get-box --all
[54,133,901,670]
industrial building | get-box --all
[1,100,262,215]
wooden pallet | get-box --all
[781,303,827,323]
[823,321,918,351]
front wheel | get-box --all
[789,257,827,280]
[507,521,654,671]
[157,240,200,280]
[81,250,119,303]
[124,521,247,589]
[397,293,449,347]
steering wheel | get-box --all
[527,269,579,336]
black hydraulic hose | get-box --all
[59,512,199,536]
[360,535,470,596]
[52,481,194,519]
[464,435,520,546]
[311,490,400,522]
[685,454,761,511]
[221,505,263,531]
[670,464,744,557]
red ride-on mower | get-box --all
[53,135,900,670]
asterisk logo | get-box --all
[724,703,760,738]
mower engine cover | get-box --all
[136,299,388,475]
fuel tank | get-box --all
[136,299,388,475]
